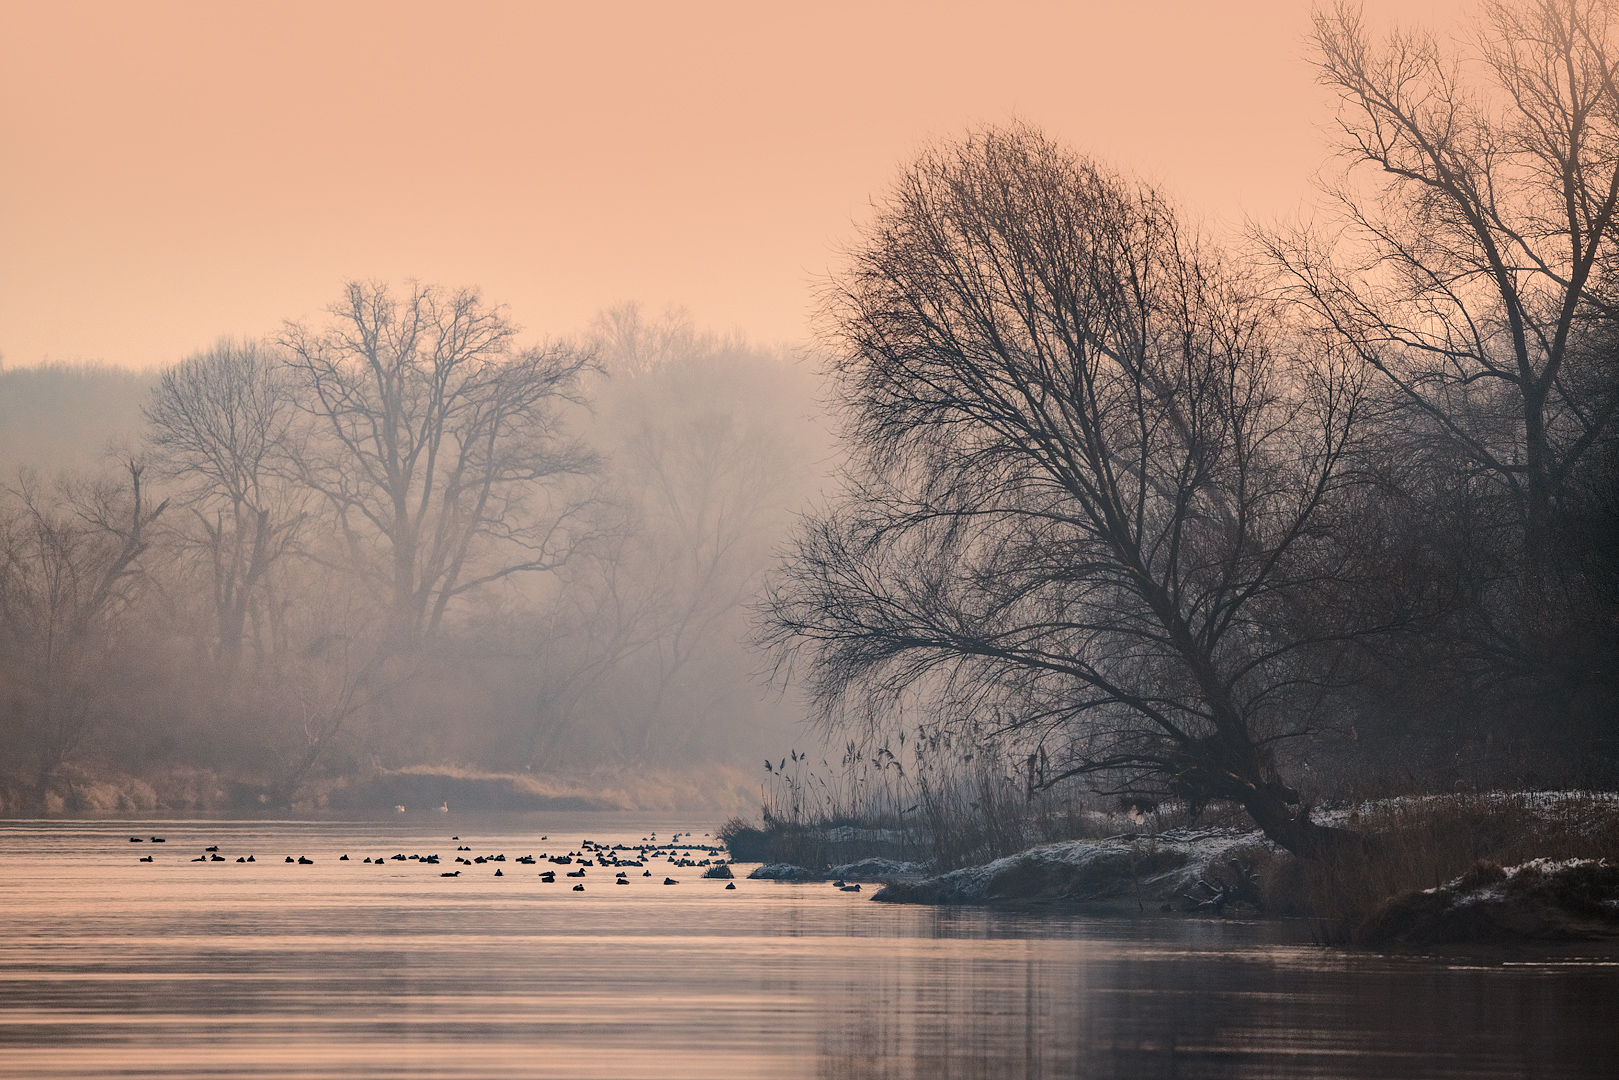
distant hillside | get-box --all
[0,362,154,476]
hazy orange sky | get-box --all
[2,0,1469,370]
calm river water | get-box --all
[0,816,1614,1079]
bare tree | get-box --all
[1267,0,1619,559]
[762,126,1376,859]
[145,338,305,675]
[279,281,599,645]
[0,463,165,804]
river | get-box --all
[1,815,1613,1078]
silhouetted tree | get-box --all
[763,126,1377,858]
[1270,0,1619,559]
[1259,0,1619,782]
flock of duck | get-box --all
[127,832,743,891]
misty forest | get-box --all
[2,0,1617,884]
[0,297,830,815]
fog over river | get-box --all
[1,816,1614,1079]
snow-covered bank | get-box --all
[1357,858,1619,945]
[872,827,1272,911]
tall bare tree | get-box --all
[1267,0,1619,559]
[280,281,599,645]
[762,126,1376,859]
[145,338,304,674]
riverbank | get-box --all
[725,791,1619,946]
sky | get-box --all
[1,0,1471,371]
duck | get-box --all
[572,883,585,891]
[441,871,460,877]
[236,857,246,863]
[246,856,255,862]
[298,856,313,865]
[663,877,679,885]
[340,854,349,861]
[840,884,861,892]
[494,869,503,877]
[205,846,218,853]
[210,854,225,862]
[364,858,372,863]
[725,882,736,890]
[129,837,143,843]
[539,871,556,882]
[150,837,165,843]
[286,856,295,863]
[138,855,153,862]
[616,878,629,885]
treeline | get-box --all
[760,0,1619,859]
[0,289,829,813]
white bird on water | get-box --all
[437,802,449,813]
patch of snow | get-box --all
[827,857,930,880]
[747,863,817,880]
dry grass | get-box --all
[727,749,1132,871]
[1263,793,1619,942]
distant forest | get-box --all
[0,300,831,814]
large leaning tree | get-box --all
[761,126,1380,859]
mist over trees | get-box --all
[1,0,1613,828]
[0,292,828,814]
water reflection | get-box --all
[0,818,1613,1079]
